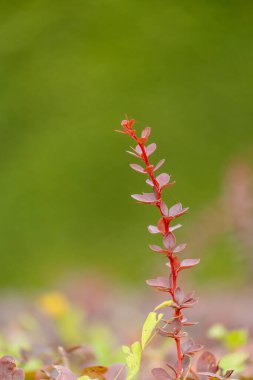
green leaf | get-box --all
[154,300,173,311]
[219,352,248,373]
[141,312,163,349]
[122,341,141,380]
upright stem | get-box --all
[132,134,183,379]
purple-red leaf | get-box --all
[152,368,172,380]
[154,159,165,172]
[197,351,218,374]
[129,163,145,173]
[170,318,182,335]
[182,339,203,355]
[131,193,157,204]
[0,356,25,380]
[146,277,171,292]
[181,339,195,355]
[179,259,200,271]
[146,143,157,157]
[156,173,170,187]
[163,233,176,250]
[174,287,185,305]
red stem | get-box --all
[131,134,183,379]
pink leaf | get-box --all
[170,224,182,232]
[154,159,165,172]
[169,203,189,218]
[146,178,153,186]
[149,244,165,253]
[141,127,151,139]
[169,203,182,216]
[160,201,169,216]
[148,225,160,234]
[173,243,187,254]
[134,145,142,155]
[156,173,170,187]
[179,259,200,271]
[131,193,157,204]
[146,143,157,157]
[129,163,145,173]
[163,233,176,250]
[126,150,139,158]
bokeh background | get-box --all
[0,0,253,290]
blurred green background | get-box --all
[0,0,253,287]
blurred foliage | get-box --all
[219,352,249,374]
[0,292,124,368]
[208,324,248,352]
[0,292,251,380]
[0,0,253,287]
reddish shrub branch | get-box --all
[117,118,201,379]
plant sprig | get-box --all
[116,117,233,380]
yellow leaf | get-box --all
[122,341,141,380]
[141,312,163,349]
[154,300,173,311]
